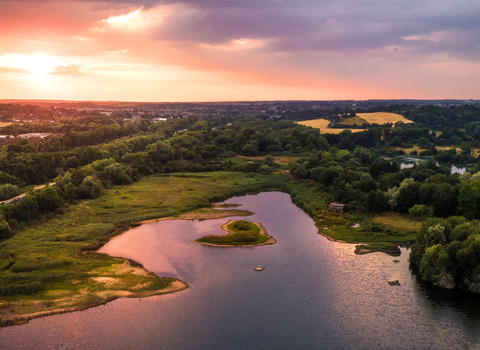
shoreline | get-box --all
[0,207,254,328]
[139,208,254,224]
[0,258,188,328]
[193,220,277,247]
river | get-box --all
[1,192,480,349]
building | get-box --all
[329,202,345,213]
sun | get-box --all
[16,55,58,76]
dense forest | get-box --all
[1,103,480,292]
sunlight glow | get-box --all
[19,55,57,75]
[1,54,60,77]
[104,9,142,24]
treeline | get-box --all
[404,104,480,131]
[0,104,71,121]
[0,115,324,239]
[288,146,470,217]
[409,217,480,293]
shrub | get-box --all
[409,204,434,220]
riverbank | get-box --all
[0,172,288,327]
[0,259,188,327]
[140,208,254,224]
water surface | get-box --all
[396,156,465,174]
[1,192,480,349]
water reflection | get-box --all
[396,156,465,174]
[1,192,480,350]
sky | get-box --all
[0,0,479,102]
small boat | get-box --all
[253,266,265,271]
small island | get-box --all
[194,220,276,246]
[354,243,401,256]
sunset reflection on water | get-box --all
[2,192,480,350]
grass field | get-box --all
[235,155,301,169]
[356,112,413,124]
[395,145,480,158]
[297,119,366,134]
[339,116,368,126]
[315,211,418,243]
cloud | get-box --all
[113,0,478,63]
[51,64,86,75]
[0,0,479,100]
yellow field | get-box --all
[356,112,412,124]
[397,146,480,157]
[297,119,366,134]
[0,122,12,127]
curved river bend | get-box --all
[1,192,480,349]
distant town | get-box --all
[0,99,479,124]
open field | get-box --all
[339,116,368,126]
[314,210,417,243]
[297,119,366,134]
[356,112,413,124]
[372,212,421,233]
[235,155,301,168]
[395,145,480,157]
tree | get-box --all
[146,141,175,163]
[78,176,103,199]
[17,195,39,221]
[103,163,132,185]
[457,182,480,219]
[65,156,80,169]
[365,190,387,213]
[263,155,275,168]
[358,173,377,193]
[432,182,457,217]
[36,186,63,214]
[0,184,19,201]
[409,204,433,219]
[241,141,259,157]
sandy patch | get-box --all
[92,277,124,288]
[130,282,152,290]
[109,260,150,277]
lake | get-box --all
[1,192,480,349]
